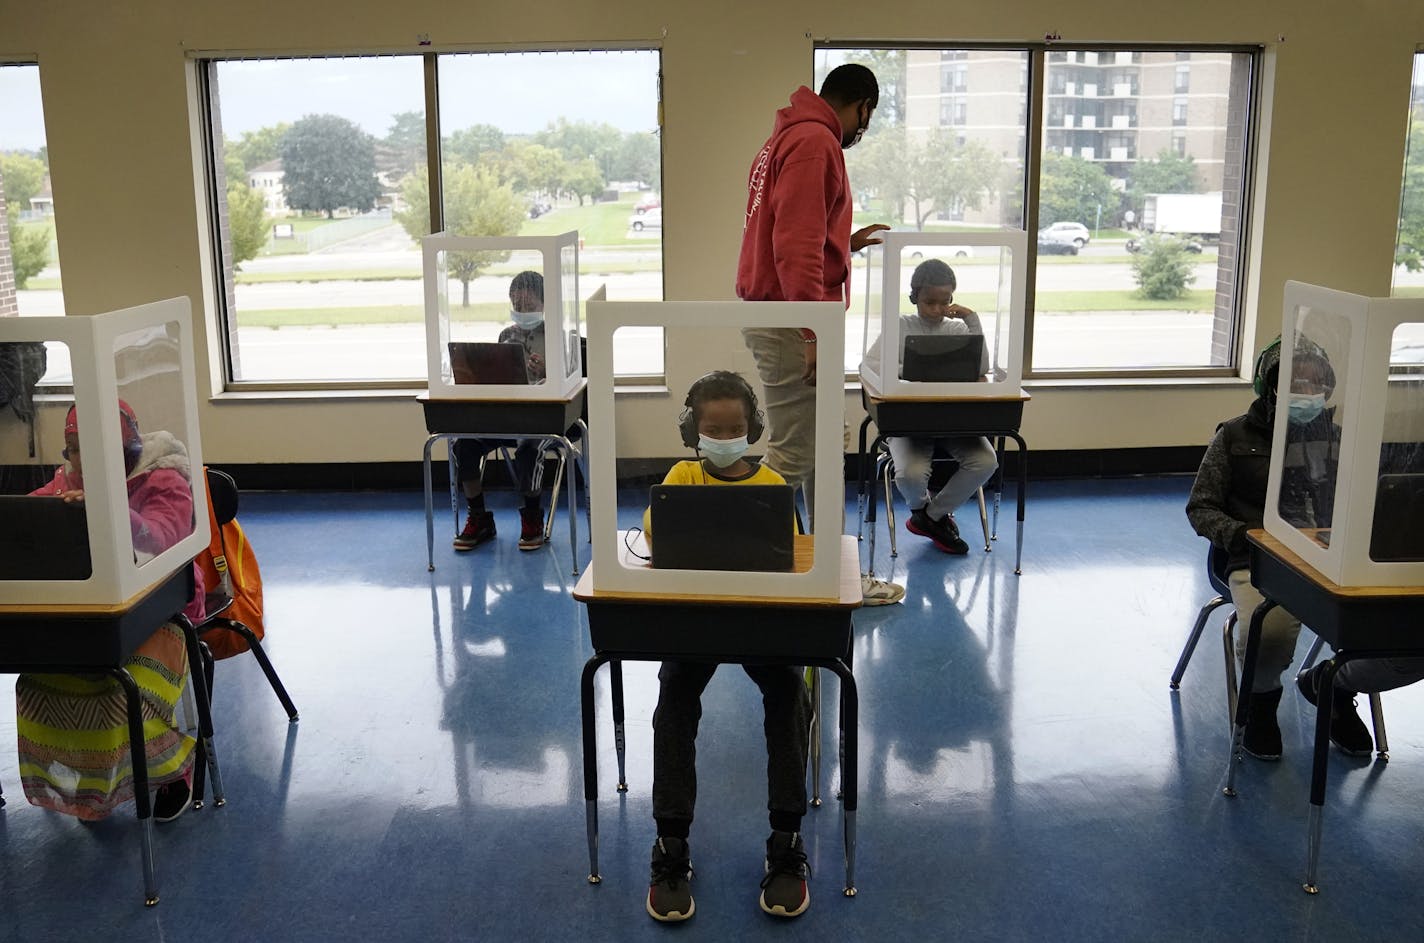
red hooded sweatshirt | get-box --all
[736,87,852,306]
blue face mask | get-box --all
[1287,393,1325,425]
[511,309,544,331]
[698,434,749,469]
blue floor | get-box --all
[3,478,1423,941]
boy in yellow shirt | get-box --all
[643,371,812,923]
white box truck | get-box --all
[1142,192,1223,239]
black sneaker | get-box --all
[153,775,192,823]
[759,830,810,918]
[1242,688,1283,761]
[906,508,969,555]
[453,511,496,551]
[1296,663,1373,757]
[518,507,546,551]
[646,837,695,922]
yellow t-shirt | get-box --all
[641,460,789,537]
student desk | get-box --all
[0,566,226,906]
[419,382,588,575]
[572,535,864,895]
[858,387,1030,574]
[1223,529,1424,893]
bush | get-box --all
[1131,237,1196,300]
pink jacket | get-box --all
[32,431,206,621]
[736,87,854,305]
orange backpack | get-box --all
[196,472,266,660]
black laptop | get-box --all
[649,484,796,572]
[449,341,529,385]
[1369,473,1424,562]
[901,333,985,382]
[0,495,92,580]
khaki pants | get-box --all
[742,327,819,521]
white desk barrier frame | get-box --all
[1264,281,1424,587]
[423,230,581,400]
[0,297,210,605]
[858,230,1027,399]
[586,300,845,600]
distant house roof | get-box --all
[250,158,284,174]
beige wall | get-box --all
[2,1,1421,464]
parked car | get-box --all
[630,207,662,232]
[909,246,973,260]
[635,197,661,215]
[1038,221,1090,248]
[1126,235,1203,254]
[528,201,553,219]
[1036,232,1079,256]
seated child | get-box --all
[453,270,554,553]
[869,258,998,554]
[1185,338,1417,759]
[19,400,203,821]
[643,371,813,922]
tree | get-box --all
[227,123,290,173]
[846,126,910,221]
[1396,103,1424,272]
[383,111,427,175]
[564,158,605,206]
[905,132,1000,230]
[1038,152,1116,229]
[504,142,568,199]
[832,50,907,128]
[0,152,46,214]
[613,131,660,189]
[444,124,506,167]
[535,119,621,181]
[7,218,50,288]
[395,162,525,306]
[1131,236,1196,300]
[279,114,380,218]
[1127,150,1198,221]
[227,181,268,268]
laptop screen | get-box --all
[648,484,795,572]
[901,333,984,382]
[0,495,93,581]
[449,342,530,385]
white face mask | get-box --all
[698,434,749,469]
[511,309,544,331]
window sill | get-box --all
[1023,375,1251,391]
[209,382,675,404]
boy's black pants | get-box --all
[651,660,811,836]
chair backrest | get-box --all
[206,468,239,527]
[1206,543,1231,597]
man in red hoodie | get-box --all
[737,63,903,606]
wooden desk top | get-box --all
[1247,529,1424,600]
[572,534,863,609]
[416,378,587,406]
[862,379,1031,405]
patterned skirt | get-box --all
[15,623,196,820]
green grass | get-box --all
[521,194,654,245]
[236,267,420,284]
[1029,289,1215,312]
[236,302,510,328]
[1394,286,1424,298]
[21,277,61,291]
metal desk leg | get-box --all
[0,774,5,807]
[1304,656,1347,894]
[864,440,880,578]
[176,615,225,808]
[856,417,873,540]
[1224,599,1274,797]
[996,438,1008,544]
[1009,433,1027,575]
[610,659,628,792]
[559,435,580,575]
[810,667,823,807]
[828,659,858,897]
[423,434,440,572]
[111,667,159,906]
[581,654,609,884]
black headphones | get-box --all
[676,371,765,449]
[1252,337,1281,397]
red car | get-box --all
[635,197,660,215]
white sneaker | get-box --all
[860,575,904,606]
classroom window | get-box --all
[819,44,1258,378]
[0,62,61,322]
[1393,52,1424,297]
[199,49,663,388]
